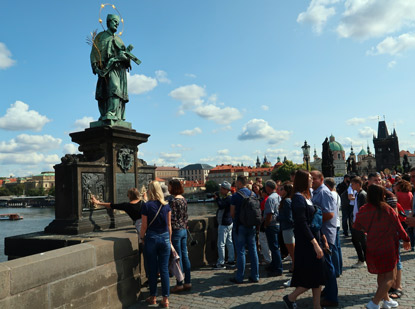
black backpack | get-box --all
[238,190,262,227]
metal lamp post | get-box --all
[302,140,311,170]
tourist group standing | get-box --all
[91,166,415,309]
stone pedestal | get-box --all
[45,126,153,235]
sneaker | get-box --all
[352,261,366,268]
[283,295,297,309]
[283,255,292,262]
[382,299,399,308]
[213,263,226,270]
[283,279,292,287]
[366,300,380,309]
[225,261,236,269]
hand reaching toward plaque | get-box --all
[90,195,111,208]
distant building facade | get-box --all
[25,172,55,192]
[356,146,377,176]
[155,166,179,182]
[180,163,213,183]
[207,164,272,185]
[400,150,415,169]
[373,120,400,172]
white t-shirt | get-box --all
[348,185,356,206]
[331,191,341,228]
[353,192,359,223]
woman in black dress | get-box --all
[283,170,325,309]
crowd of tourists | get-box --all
[211,169,415,309]
[91,166,415,309]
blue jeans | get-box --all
[145,230,171,297]
[234,225,259,282]
[397,247,402,271]
[322,243,338,303]
[171,229,191,285]
[264,225,283,274]
[217,224,235,265]
[332,227,343,277]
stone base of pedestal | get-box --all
[44,126,154,235]
[44,209,133,235]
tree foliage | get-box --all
[47,186,55,197]
[271,160,307,182]
[8,184,25,196]
[27,187,45,196]
[205,180,219,193]
[0,187,11,196]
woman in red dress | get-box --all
[354,184,410,309]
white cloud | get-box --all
[265,148,287,156]
[185,73,197,78]
[297,0,339,34]
[261,105,269,111]
[155,70,171,84]
[0,153,59,165]
[337,1,415,39]
[0,134,61,153]
[337,136,364,149]
[217,149,229,155]
[180,127,202,136]
[367,33,415,56]
[0,42,16,69]
[159,152,182,162]
[358,126,376,138]
[212,125,232,134]
[0,101,50,131]
[171,144,183,148]
[194,105,242,125]
[238,119,292,144]
[74,116,94,131]
[127,72,157,94]
[169,84,206,110]
[346,115,378,126]
[63,143,79,154]
[170,84,242,125]
[345,117,366,126]
[388,60,397,68]
[200,154,255,166]
[410,132,415,136]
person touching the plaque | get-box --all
[91,187,146,235]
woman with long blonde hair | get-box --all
[140,181,172,308]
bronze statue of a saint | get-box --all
[90,14,141,127]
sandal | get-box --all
[146,296,157,305]
[389,288,403,299]
[160,298,169,308]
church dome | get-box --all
[329,135,344,152]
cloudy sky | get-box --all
[1,0,415,177]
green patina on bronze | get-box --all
[89,14,141,129]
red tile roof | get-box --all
[400,150,415,157]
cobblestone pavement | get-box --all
[130,235,415,308]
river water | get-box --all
[0,203,215,262]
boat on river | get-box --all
[0,213,24,220]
